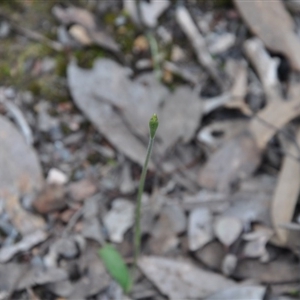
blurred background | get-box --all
[0,0,299,299]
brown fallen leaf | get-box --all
[138,256,236,300]
[271,126,300,247]
[5,193,45,236]
[32,184,67,214]
[195,241,226,271]
[234,0,300,71]
[67,179,98,202]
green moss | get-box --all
[74,46,106,69]
[0,0,23,10]
[61,123,72,135]
[104,12,117,26]
[55,54,68,77]
[87,152,101,164]
[116,22,136,54]
[107,158,118,167]
[27,80,41,96]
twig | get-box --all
[175,5,225,90]
[62,206,84,238]
[0,89,34,145]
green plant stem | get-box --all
[134,136,154,268]
[147,32,161,80]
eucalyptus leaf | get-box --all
[99,244,132,293]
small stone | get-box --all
[47,168,68,185]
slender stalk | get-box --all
[134,114,158,270]
[134,137,154,262]
[147,32,161,80]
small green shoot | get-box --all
[99,114,158,293]
[99,244,132,293]
[134,113,159,267]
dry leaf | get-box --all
[205,285,266,300]
[103,199,134,243]
[271,126,300,246]
[221,254,238,276]
[188,208,214,251]
[0,230,47,263]
[138,256,236,299]
[32,184,67,214]
[149,211,179,255]
[197,120,248,150]
[67,179,98,202]
[244,38,280,100]
[67,60,152,167]
[243,224,273,259]
[124,0,170,28]
[224,192,272,227]
[5,193,45,236]
[0,263,67,292]
[199,84,300,192]
[157,87,202,153]
[214,216,243,247]
[195,241,226,271]
[249,85,300,149]
[0,115,43,198]
[225,60,250,114]
[234,252,300,282]
[198,131,261,192]
[52,5,119,52]
[176,6,224,89]
[234,0,300,71]
[149,202,185,254]
[69,24,92,45]
[207,33,236,55]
